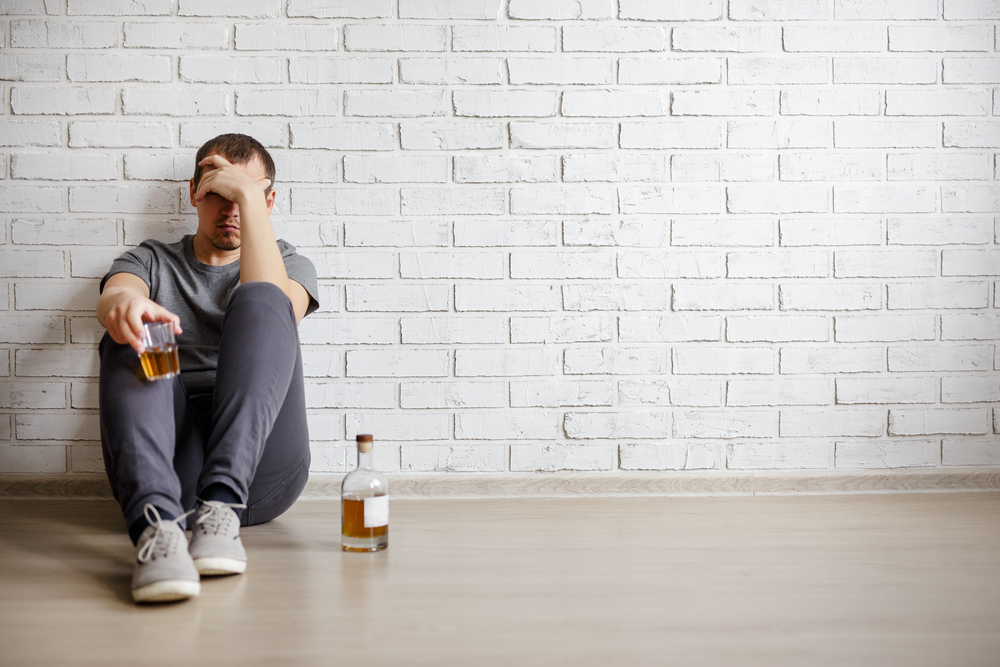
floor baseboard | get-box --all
[2,468,999,500]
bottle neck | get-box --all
[356,448,373,470]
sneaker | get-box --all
[188,500,248,576]
[131,504,200,603]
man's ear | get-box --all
[265,188,276,213]
[189,178,197,208]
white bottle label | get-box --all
[364,495,389,528]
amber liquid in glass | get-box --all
[139,344,180,380]
[342,497,388,551]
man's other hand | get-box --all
[193,153,271,206]
[98,273,182,355]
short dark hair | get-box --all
[193,133,276,196]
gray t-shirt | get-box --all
[100,234,319,397]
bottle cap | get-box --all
[356,434,373,453]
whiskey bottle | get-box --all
[341,434,389,552]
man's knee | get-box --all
[228,281,294,320]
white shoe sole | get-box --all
[193,556,246,576]
[132,579,200,603]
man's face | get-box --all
[190,152,273,252]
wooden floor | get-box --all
[2,494,998,666]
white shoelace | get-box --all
[136,504,194,563]
[194,500,247,535]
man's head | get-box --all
[189,134,276,254]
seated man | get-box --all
[96,134,319,603]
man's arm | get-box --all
[97,273,182,353]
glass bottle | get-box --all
[341,434,389,552]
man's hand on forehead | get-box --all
[194,153,272,204]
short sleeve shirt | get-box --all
[100,234,319,397]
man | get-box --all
[96,134,319,603]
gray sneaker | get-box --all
[131,505,200,603]
[188,500,247,576]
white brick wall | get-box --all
[0,2,997,478]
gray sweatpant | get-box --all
[99,281,311,532]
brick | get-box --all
[562,90,668,117]
[16,413,99,440]
[942,439,1000,466]
[889,409,988,436]
[727,442,829,469]
[564,347,670,376]
[69,187,173,215]
[0,53,61,81]
[180,56,282,84]
[292,187,395,216]
[0,381,65,409]
[945,121,1000,147]
[834,121,939,148]
[620,122,723,150]
[305,381,394,409]
[290,122,394,151]
[942,249,1000,276]
[69,317,106,345]
[0,250,64,279]
[347,412,449,441]
[453,26,556,52]
[0,447,66,474]
[68,54,170,83]
[728,120,830,149]
[275,153,341,184]
[783,25,884,51]
[563,284,672,311]
[728,185,828,213]
[344,90,446,118]
[12,218,116,246]
[944,0,1000,19]
[124,154,194,181]
[779,218,882,246]
[300,251,396,280]
[942,376,1000,402]
[673,283,773,311]
[455,156,557,183]
[299,315,395,345]
[347,284,448,312]
[70,250,124,279]
[835,440,939,468]
[729,57,827,85]
[511,185,616,215]
[512,252,611,279]
[514,444,613,472]
[620,379,720,406]
[399,58,503,85]
[301,347,342,377]
[888,90,989,116]
[672,90,774,116]
[345,156,448,184]
[455,221,558,247]
[619,443,720,471]
[671,219,773,246]
[620,185,721,213]
[403,445,505,473]
[67,0,170,13]
[889,25,992,52]
[834,315,936,342]
[834,57,938,84]
[181,122,283,149]
[509,57,613,85]
[123,88,231,117]
[401,381,505,409]
[2,0,61,14]
[400,252,504,279]
[730,0,828,20]
[12,153,117,181]
[943,58,1000,84]
[124,22,229,49]
[834,186,936,213]
[887,282,988,310]
[287,0,392,18]
[510,316,614,343]
[400,122,503,150]
[834,0,937,20]
[619,0,722,20]
[887,153,992,180]
[780,283,880,311]
[509,0,614,20]
[727,315,829,342]
[941,313,1000,340]
[0,186,62,213]
[179,0,281,15]
[888,345,990,372]
[12,20,118,48]
[728,251,828,278]
[780,153,883,181]
[11,86,116,116]
[673,410,777,439]
[15,281,97,311]
[347,349,449,378]
[0,120,60,147]
[672,153,775,182]
[618,250,723,278]
[563,220,670,246]
[672,25,780,52]
[942,186,1000,213]
[289,58,393,84]
[564,26,665,52]
[727,378,830,406]
[236,24,339,52]
[834,250,935,278]
[781,409,885,437]
[401,317,505,345]
[564,411,669,439]
[402,188,504,216]
[456,348,559,376]
[511,380,612,408]
[0,315,64,344]
[780,347,882,374]
[453,90,558,117]
[618,58,722,85]
[674,347,774,374]
[237,89,339,117]
[345,24,447,52]
[618,315,721,341]
[455,284,559,311]
[837,376,938,405]
[70,121,174,148]
[779,89,881,116]
[456,412,558,440]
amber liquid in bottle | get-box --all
[341,498,389,540]
[341,434,389,552]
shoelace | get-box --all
[194,500,247,536]
[136,504,194,563]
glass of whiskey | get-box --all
[341,434,389,552]
[139,322,180,381]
